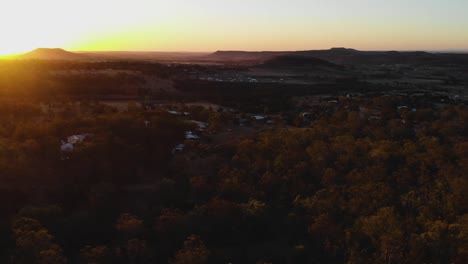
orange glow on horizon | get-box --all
[1,0,467,56]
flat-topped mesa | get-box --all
[19,48,88,60]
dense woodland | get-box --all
[0,95,466,264]
[0,60,467,263]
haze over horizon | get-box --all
[1,0,468,56]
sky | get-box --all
[0,0,467,55]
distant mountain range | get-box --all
[208,47,468,66]
[11,47,468,66]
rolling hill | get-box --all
[261,55,343,69]
[18,48,91,60]
[208,48,468,66]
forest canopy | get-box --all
[0,95,466,263]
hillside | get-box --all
[208,48,468,66]
[19,48,90,60]
[293,48,438,65]
[260,54,343,69]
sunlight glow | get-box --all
[1,0,467,55]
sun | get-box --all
[0,44,37,57]
[0,37,67,57]
[0,2,61,56]
[0,0,108,57]
[0,27,35,56]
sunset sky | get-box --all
[1,0,467,55]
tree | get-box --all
[115,213,144,238]
[171,235,210,264]
[80,245,112,264]
[207,112,222,132]
[11,218,67,264]
[126,238,148,264]
[358,207,404,264]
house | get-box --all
[60,142,74,152]
[185,131,200,140]
[67,134,90,144]
[172,144,185,154]
[60,134,93,154]
[167,110,182,115]
[253,115,267,121]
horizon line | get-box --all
[54,47,468,53]
[3,47,468,58]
